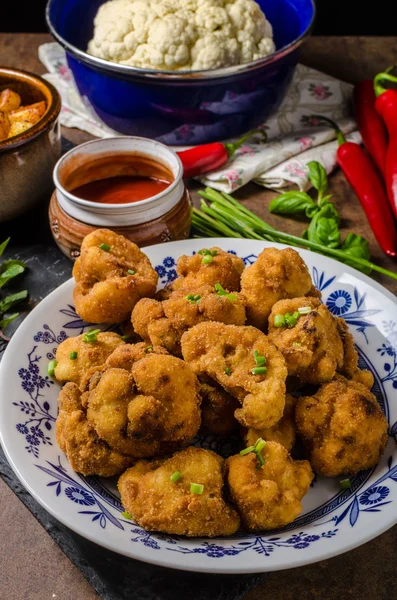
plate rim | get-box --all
[1,237,397,574]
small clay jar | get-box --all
[50,137,192,259]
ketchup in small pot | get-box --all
[63,152,173,204]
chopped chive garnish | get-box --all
[253,350,267,367]
[122,335,132,342]
[293,311,300,320]
[225,367,232,376]
[170,471,182,483]
[254,438,266,453]
[340,478,351,490]
[145,345,154,353]
[214,282,237,301]
[69,351,78,360]
[190,483,204,495]
[256,451,265,468]
[47,360,57,377]
[298,306,312,315]
[83,328,101,343]
[251,366,267,375]
[284,313,298,328]
[240,445,255,456]
[186,293,201,304]
[99,243,111,252]
[121,511,132,520]
[127,269,135,275]
[274,314,286,328]
[198,249,217,264]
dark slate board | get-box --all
[0,138,261,600]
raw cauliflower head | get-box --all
[87,0,275,71]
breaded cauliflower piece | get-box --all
[56,382,132,476]
[240,247,320,330]
[200,382,240,436]
[105,341,168,371]
[87,0,275,72]
[181,322,287,430]
[118,447,240,537]
[226,441,313,531]
[244,394,296,452]
[131,284,246,356]
[335,318,374,388]
[295,378,388,476]
[73,229,158,324]
[171,247,244,293]
[86,354,201,458]
[54,331,125,389]
[267,297,373,386]
[268,297,343,384]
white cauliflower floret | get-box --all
[87,0,275,71]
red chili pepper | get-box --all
[314,115,397,257]
[177,130,266,179]
[353,80,388,178]
[374,71,397,221]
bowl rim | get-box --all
[53,136,185,211]
[46,0,316,81]
[0,67,61,152]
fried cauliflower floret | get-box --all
[226,441,313,531]
[105,341,168,370]
[73,229,158,324]
[240,247,320,330]
[336,318,374,388]
[56,382,133,476]
[132,285,246,356]
[86,354,201,458]
[171,247,244,293]
[295,378,388,476]
[181,322,287,430]
[118,447,240,537]
[244,394,296,452]
[54,331,125,389]
[268,297,344,385]
[200,382,239,436]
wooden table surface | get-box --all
[1,33,397,600]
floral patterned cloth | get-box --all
[39,42,360,193]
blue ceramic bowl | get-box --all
[46,0,315,145]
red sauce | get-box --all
[72,175,170,204]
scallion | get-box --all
[240,445,255,456]
[254,438,266,453]
[253,350,266,367]
[190,483,204,495]
[170,471,182,483]
[83,328,101,343]
[256,452,265,468]
[127,269,135,275]
[122,511,132,520]
[122,335,132,342]
[99,243,111,252]
[145,345,154,353]
[284,313,298,328]
[298,306,312,315]
[340,478,351,490]
[186,294,201,304]
[274,314,286,328]
[48,360,57,377]
[251,366,267,375]
[225,367,232,376]
[69,351,78,360]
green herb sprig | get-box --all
[191,187,397,281]
[0,238,28,339]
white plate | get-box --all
[1,238,397,574]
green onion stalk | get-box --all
[192,187,397,281]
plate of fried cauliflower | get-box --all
[1,232,396,573]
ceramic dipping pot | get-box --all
[50,137,192,258]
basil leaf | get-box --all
[0,264,25,288]
[0,313,19,331]
[341,233,372,273]
[307,161,328,199]
[308,217,340,248]
[269,191,319,219]
[0,290,28,313]
[0,238,10,258]
[0,259,27,273]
